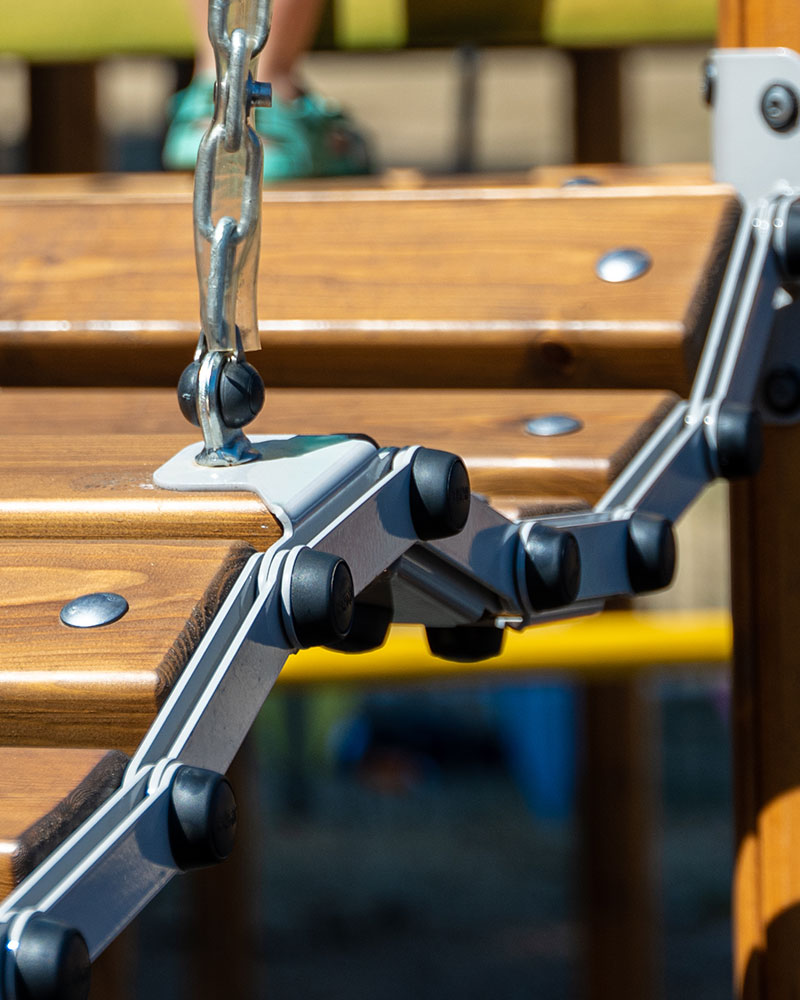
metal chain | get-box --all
[190,0,271,465]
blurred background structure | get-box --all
[0,7,735,998]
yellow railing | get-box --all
[280,608,732,686]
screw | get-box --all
[761,83,799,132]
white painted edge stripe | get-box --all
[0,319,684,334]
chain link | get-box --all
[189,0,271,465]
[194,0,270,355]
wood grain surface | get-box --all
[0,166,720,201]
[0,387,675,509]
[729,425,800,1000]
[0,540,254,749]
[0,179,739,393]
[0,747,128,899]
[719,0,800,47]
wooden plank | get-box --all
[0,540,255,749]
[0,166,722,200]
[0,432,281,548]
[0,387,675,507]
[0,747,128,899]
[0,181,740,392]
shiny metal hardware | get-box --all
[595,247,652,283]
[191,0,271,466]
[60,593,129,629]
[524,414,583,437]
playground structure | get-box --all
[1,0,800,998]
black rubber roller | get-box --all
[176,357,265,429]
[626,513,676,594]
[219,359,265,428]
[11,915,91,1000]
[715,402,763,479]
[177,359,202,427]
[426,624,505,662]
[288,548,354,648]
[409,448,471,540]
[782,198,800,279]
[522,524,581,611]
[168,766,238,871]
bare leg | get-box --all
[189,0,326,101]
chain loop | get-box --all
[187,0,271,466]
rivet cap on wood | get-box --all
[60,593,129,629]
[595,247,652,283]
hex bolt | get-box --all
[60,593,128,629]
[626,513,676,594]
[409,448,471,541]
[426,623,505,662]
[247,78,272,109]
[287,548,354,648]
[168,766,238,871]
[521,524,581,611]
[715,402,763,479]
[9,915,91,1000]
[761,83,799,132]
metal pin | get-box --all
[60,593,129,628]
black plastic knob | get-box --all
[328,596,392,653]
[522,524,581,611]
[783,199,800,278]
[426,623,505,662]
[177,360,202,426]
[409,448,471,541]
[288,548,354,648]
[716,402,763,479]
[11,915,91,1000]
[168,766,238,871]
[219,359,265,428]
[626,513,676,594]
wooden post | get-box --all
[569,49,624,163]
[579,676,660,1000]
[28,64,103,173]
[720,7,800,1000]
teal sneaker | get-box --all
[163,77,373,181]
[255,93,373,180]
[162,74,215,173]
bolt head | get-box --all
[761,83,799,132]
